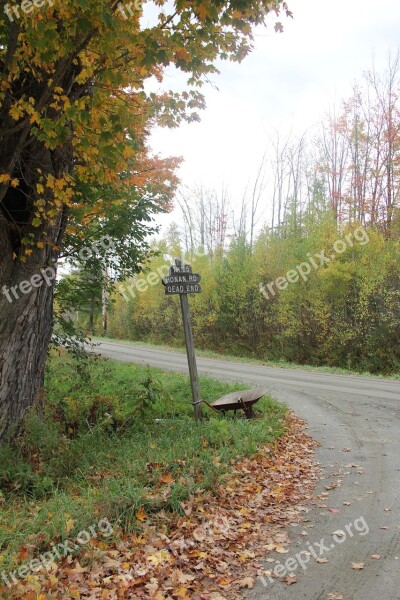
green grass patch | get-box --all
[0,354,286,574]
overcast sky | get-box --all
[149,0,400,234]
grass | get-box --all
[94,336,400,380]
[0,353,287,575]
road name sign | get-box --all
[162,273,201,285]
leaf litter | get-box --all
[3,413,320,599]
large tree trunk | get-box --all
[0,253,55,442]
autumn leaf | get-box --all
[159,473,175,485]
[136,507,147,522]
[332,530,345,538]
[176,586,191,598]
[351,562,365,570]
[237,577,254,589]
[65,519,75,533]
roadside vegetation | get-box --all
[98,215,399,377]
[0,354,286,574]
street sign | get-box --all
[163,258,203,420]
[165,283,201,295]
[162,265,201,294]
[162,273,202,286]
[170,264,192,274]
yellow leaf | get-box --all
[48,574,59,587]
[0,173,10,184]
[30,112,40,124]
[9,104,24,121]
[175,48,190,62]
[11,178,19,188]
[66,519,75,533]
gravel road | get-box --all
[95,340,400,600]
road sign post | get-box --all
[179,291,202,420]
[162,258,202,420]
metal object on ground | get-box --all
[206,388,269,419]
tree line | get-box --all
[101,59,400,374]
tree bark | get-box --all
[0,257,55,442]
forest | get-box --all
[76,60,400,374]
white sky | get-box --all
[149,0,400,234]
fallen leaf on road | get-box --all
[371,554,381,559]
[237,577,254,589]
[332,530,345,537]
[351,562,365,570]
[316,557,328,563]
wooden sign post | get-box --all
[162,258,202,420]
